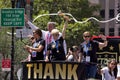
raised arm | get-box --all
[25,44,44,52]
[27,21,39,30]
[62,16,69,39]
[25,14,39,31]
[98,34,108,48]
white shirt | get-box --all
[117,64,120,78]
[101,67,115,80]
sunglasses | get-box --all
[84,36,90,38]
[33,32,35,34]
[31,37,34,40]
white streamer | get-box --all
[33,12,120,24]
[116,13,120,22]
[33,13,58,22]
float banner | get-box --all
[22,61,86,80]
[92,36,120,65]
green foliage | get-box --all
[14,39,29,64]
[0,0,101,63]
[0,0,101,79]
[33,0,100,47]
[57,21,99,47]
[0,28,11,58]
[0,0,12,58]
[33,10,50,30]
[0,0,11,8]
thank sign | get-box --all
[0,8,24,27]
[22,61,86,80]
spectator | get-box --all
[66,46,80,62]
[27,35,35,45]
[79,31,108,79]
[21,35,35,62]
[24,29,45,61]
[101,59,117,80]
[25,35,35,61]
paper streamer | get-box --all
[33,12,120,24]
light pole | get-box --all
[11,0,15,80]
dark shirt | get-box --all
[31,38,45,61]
[47,37,66,61]
[80,40,99,63]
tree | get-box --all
[0,0,28,79]
[0,0,101,79]
[33,0,100,47]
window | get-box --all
[109,9,114,18]
[100,9,114,18]
[100,10,105,18]
[100,28,105,35]
[109,28,114,36]
[119,28,120,36]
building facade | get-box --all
[89,0,120,36]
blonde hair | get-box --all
[47,22,56,27]
[83,31,91,36]
[47,22,56,25]
[51,29,59,35]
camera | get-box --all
[70,46,79,52]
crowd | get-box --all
[23,14,120,80]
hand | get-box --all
[68,48,72,55]
[25,45,29,48]
[99,34,107,41]
[24,14,29,23]
[24,45,33,53]
[45,58,49,62]
[24,45,28,50]
[63,16,70,21]
[58,10,70,21]
[25,45,32,50]
[58,10,65,17]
